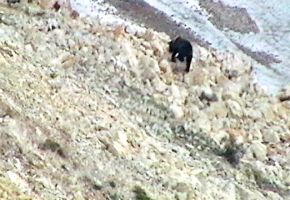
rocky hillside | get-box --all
[0,2,290,200]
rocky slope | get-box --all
[0,1,290,200]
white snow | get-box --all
[70,0,147,34]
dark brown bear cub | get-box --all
[169,36,193,73]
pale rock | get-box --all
[248,141,267,161]
[264,191,283,200]
[159,59,172,74]
[222,182,236,200]
[170,84,182,101]
[125,24,146,36]
[258,102,275,121]
[245,108,262,120]
[238,186,266,200]
[199,86,218,102]
[285,172,290,186]
[96,52,105,64]
[175,192,187,200]
[145,49,154,56]
[210,118,224,132]
[206,101,228,118]
[151,77,167,93]
[128,55,139,69]
[169,84,188,105]
[24,44,34,52]
[141,41,151,50]
[143,28,157,41]
[120,40,135,57]
[228,129,246,146]
[262,130,280,144]
[7,171,31,193]
[140,55,160,73]
[141,67,157,81]
[221,52,251,75]
[248,127,263,141]
[185,67,208,86]
[195,113,211,133]
[207,66,221,82]
[150,40,164,57]
[61,55,78,69]
[212,130,229,147]
[197,46,209,61]
[156,32,170,42]
[226,99,243,117]
[170,103,184,119]
[215,73,228,85]
[221,81,243,100]
[109,141,127,156]
[116,131,128,147]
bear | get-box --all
[7,0,20,4]
[168,36,193,73]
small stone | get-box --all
[226,100,243,117]
[109,141,126,156]
[248,141,267,161]
[206,101,228,118]
[175,192,187,200]
[185,67,208,86]
[195,113,211,133]
[170,103,184,119]
[150,40,164,57]
[199,87,218,102]
[262,130,280,144]
[151,77,167,92]
[159,59,172,74]
[212,130,229,147]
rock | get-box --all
[206,101,228,118]
[159,59,172,74]
[262,130,280,144]
[248,141,268,161]
[245,108,263,120]
[151,77,167,93]
[170,103,184,119]
[221,52,251,75]
[139,55,160,81]
[238,186,266,200]
[175,192,188,200]
[61,55,78,69]
[199,87,218,102]
[150,40,164,57]
[221,81,243,100]
[143,29,157,41]
[185,67,208,86]
[211,130,229,147]
[285,172,290,186]
[210,118,224,132]
[6,171,30,194]
[264,191,283,200]
[195,113,211,133]
[125,24,146,36]
[226,100,243,117]
[222,182,236,200]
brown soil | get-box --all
[199,0,259,34]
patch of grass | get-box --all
[39,139,67,158]
[133,186,153,200]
